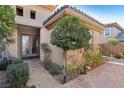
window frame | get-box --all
[89,31,93,44]
[16,6,24,16]
[104,28,111,37]
[30,10,36,19]
[89,31,93,50]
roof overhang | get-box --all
[105,23,124,32]
[43,6,105,32]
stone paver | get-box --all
[26,59,124,88]
[26,59,62,88]
[63,62,124,88]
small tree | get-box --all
[107,37,119,57]
[50,16,91,81]
[0,5,16,44]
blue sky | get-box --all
[75,5,124,27]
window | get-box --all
[16,6,23,16]
[30,10,36,19]
[89,31,93,50]
[89,31,93,44]
[104,28,111,36]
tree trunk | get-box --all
[63,50,67,83]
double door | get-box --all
[21,35,39,58]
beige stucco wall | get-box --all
[40,27,64,66]
[92,30,101,52]
[6,5,54,58]
[13,5,53,28]
[6,29,19,57]
[40,26,101,66]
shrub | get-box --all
[0,58,23,70]
[11,58,23,64]
[43,59,53,70]
[50,63,61,75]
[87,53,103,67]
[6,63,29,88]
[66,62,85,78]
[0,60,11,70]
[119,51,124,58]
[114,54,121,59]
[42,59,61,75]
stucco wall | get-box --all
[40,27,101,66]
[100,27,121,44]
[6,5,54,58]
[40,27,64,66]
[6,29,19,57]
[13,5,53,28]
[93,30,100,52]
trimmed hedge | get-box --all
[6,63,29,88]
[0,58,23,70]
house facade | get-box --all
[6,5,104,66]
[100,23,124,43]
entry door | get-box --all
[21,35,39,57]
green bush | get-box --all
[11,58,23,64]
[43,59,61,76]
[6,63,29,88]
[66,62,84,78]
[119,51,124,58]
[87,53,103,67]
[50,63,61,75]
[0,58,23,71]
[0,60,11,70]
[114,54,121,59]
[43,59,53,70]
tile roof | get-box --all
[105,23,124,32]
[43,5,104,27]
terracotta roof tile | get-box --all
[43,5,104,27]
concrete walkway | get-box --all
[26,59,124,88]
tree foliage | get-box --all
[50,16,91,80]
[0,5,16,44]
[107,37,119,46]
[50,16,91,51]
[107,37,119,57]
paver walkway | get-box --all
[26,59,124,88]
[63,62,124,88]
[26,59,62,88]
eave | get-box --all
[43,6,105,32]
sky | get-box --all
[75,5,124,27]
